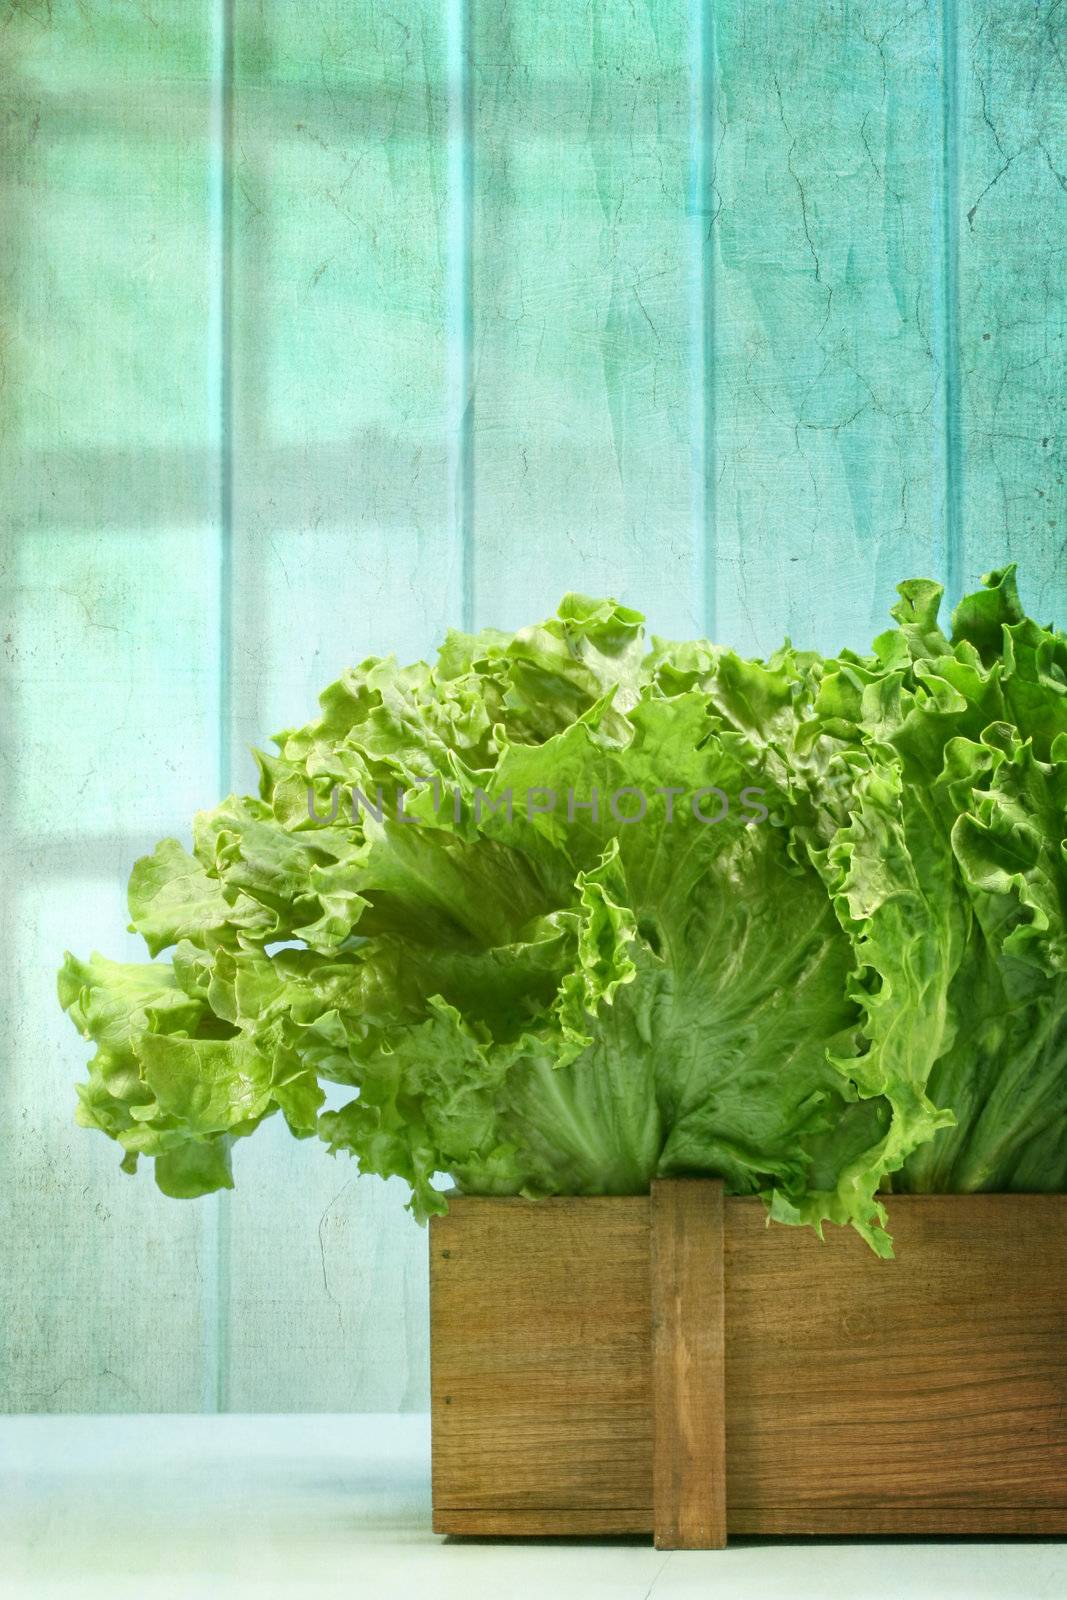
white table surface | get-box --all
[1,1414,1064,1600]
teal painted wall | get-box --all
[1,0,1063,1412]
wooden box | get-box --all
[429,1181,1067,1547]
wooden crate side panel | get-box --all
[430,1197,654,1513]
[724,1194,1067,1512]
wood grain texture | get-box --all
[430,1197,653,1513]
[724,1193,1067,1513]
[729,1506,1067,1536]
[649,1179,725,1549]
[430,1191,1067,1542]
[433,1507,652,1537]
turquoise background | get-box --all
[1,0,1063,1412]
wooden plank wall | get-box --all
[2,6,221,1413]
[1,0,1063,1412]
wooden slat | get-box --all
[723,1194,1067,1513]
[731,1506,1067,1537]
[649,1180,726,1550]
[430,1197,653,1514]
[434,1507,652,1537]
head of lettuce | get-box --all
[59,568,1066,1256]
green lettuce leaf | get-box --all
[58,571,1065,1250]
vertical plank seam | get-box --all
[204,0,235,1416]
[712,1181,726,1545]
[691,0,717,638]
[940,0,962,609]
[651,1180,726,1548]
[447,0,475,629]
